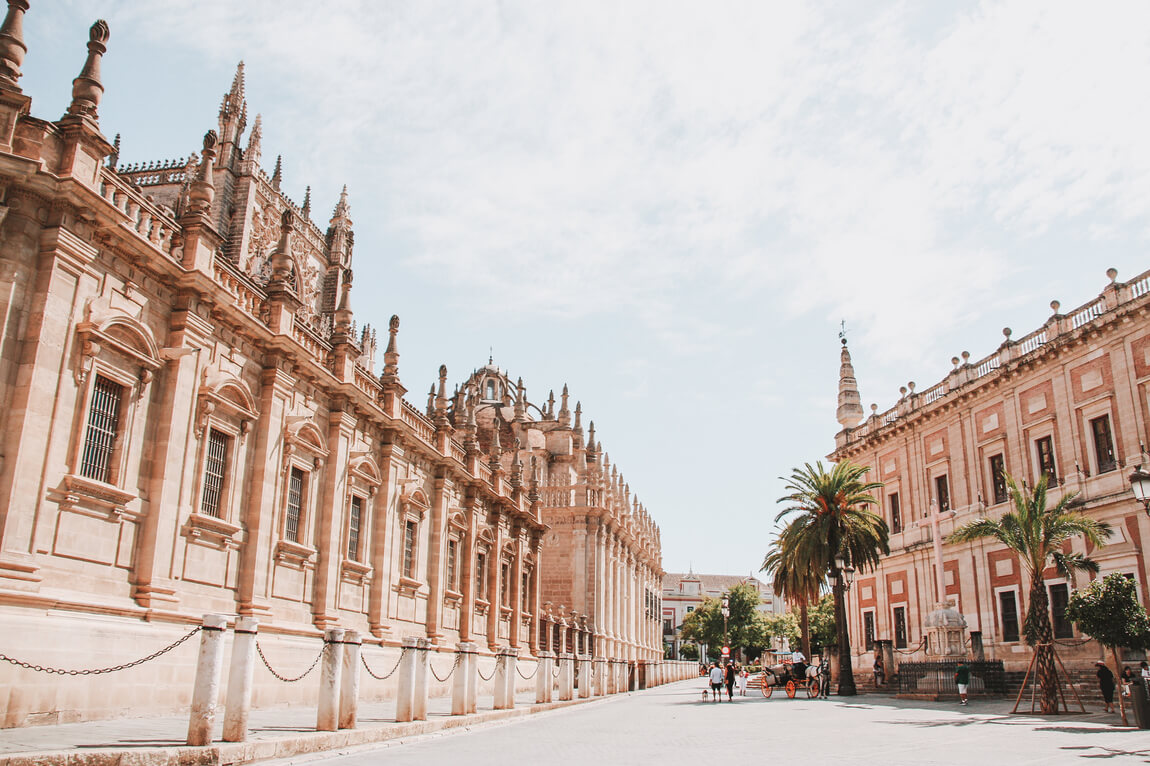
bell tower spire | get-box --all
[836,322,864,429]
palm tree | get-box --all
[774,460,889,695]
[762,518,825,659]
[947,473,1110,715]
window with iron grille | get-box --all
[521,571,530,611]
[999,591,1020,642]
[893,606,907,649]
[402,520,417,578]
[934,474,950,513]
[1049,583,1072,639]
[200,429,230,518]
[476,550,487,599]
[1036,436,1057,483]
[80,375,123,482]
[500,560,510,607]
[888,492,902,534]
[990,454,1008,504]
[285,467,305,542]
[863,611,876,651]
[347,496,363,560]
[446,538,458,591]
[1090,415,1116,473]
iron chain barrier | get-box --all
[515,662,538,680]
[0,625,201,676]
[476,661,497,682]
[256,639,324,683]
[361,647,406,681]
[428,651,461,683]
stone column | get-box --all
[312,410,355,628]
[394,636,420,722]
[413,638,430,720]
[339,630,361,729]
[222,617,258,742]
[452,642,474,715]
[316,628,345,732]
[424,476,448,643]
[187,614,228,746]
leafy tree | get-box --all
[678,583,766,660]
[948,473,1110,715]
[773,460,888,695]
[808,594,837,650]
[763,611,800,651]
[1066,572,1150,725]
[679,643,699,661]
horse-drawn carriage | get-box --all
[758,652,827,699]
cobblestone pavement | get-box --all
[277,682,1150,766]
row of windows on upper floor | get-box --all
[79,374,535,610]
[881,412,1124,534]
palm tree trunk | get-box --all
[833,575,856,695]
[799,599,811,659]
[1025,579,1058,715]
[1113,647,1129,726]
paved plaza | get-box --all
[281,681,1150,766]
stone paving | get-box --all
[2,681,1149,765]
[272,682,1150,766]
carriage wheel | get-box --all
[785,680,797,698]
[807,678,819,698]
[761,676,773,697]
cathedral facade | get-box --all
[0,7,662,726]
[830,268,1150,673]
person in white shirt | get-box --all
[708,663,724,702]
[736,666,748,696]
[1141,661,1150,679]
[792,650,806,664]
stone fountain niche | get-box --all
[924,601,967,656]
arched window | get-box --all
[486,380,496,400]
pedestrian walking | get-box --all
[724,661,736,701]
[708,662,724,702]
[1096,660,1116,713]
[737,666,748,696]
[954,660,970,706]
[873,648,885,688]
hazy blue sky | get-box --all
[25,2,1149,576]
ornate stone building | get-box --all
[0,6,663,726]
[830,267,1150,673]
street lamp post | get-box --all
[1130,465,1150,514]
[831,553,858,696]
[721,595,730,660]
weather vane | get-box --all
[839,320,847,343]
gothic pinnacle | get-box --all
[0,1,30,92]
[65,19,109,120]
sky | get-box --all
[22,1,1150,577]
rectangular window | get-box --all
[475,550,487,599]
[200,429,230,518]
[934,475,950,513]
[347,496,363,560]
[893,606,908,649]
[999,591,1020,642]
[446,539,458,591]
[686,605,695,613]
[402,520,417,578]
[1090,415,1117,473]
[663,618,673,635]
[500,561,510,607]
[888,492,902,534]
[80,375,123,482]
[285,467,305,543]
[521,571,530,611]
[863,611,876,651]
[1049,583,1072,639]
[1036,436,1057,483]
[990,454,1008,504]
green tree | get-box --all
[808,594,837,650]
[678,583,764,660]
[1065,572,1150,725]
[679,642,699,661]
[773,460,888,695]
[762,517,826,657]
[763,611,800,652]
[948,473,1110,715]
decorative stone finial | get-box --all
[108,132,120,169]
[271,154,282,189]
[1107,267,1118,283]
[66,19,110,120]
[330,184,351,227]
[1050,300,1060,314]
[1002,327,1012,339]
[951,356,960,368]
[270,209,295,284]
[245,114,262,164]
[836,337,864,429]
[301,185,311,217]
[186,130,218,213]
[0,1,30,92]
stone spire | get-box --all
[244,114,262,167]
[218,61,246,148]
[301,185,311,218]
[382,315,400,378]
[0,1,29,92]
[836,336,864,429]
[327,185,353,267]
[271,154,282,189]
[65,19,110,121]
[558,384,570,426]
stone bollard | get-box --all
[493,648,513,710]
[558,652,574,700]
[446,639,469,713]
[222,617,259,742]
[596,657,606,696]
[187,614,228,746]
[317,628,345,732]
[535,650,552,703]
[578,654,592,698]
[465,644,478,713]
[339,630,361,729]
[413,638,430,721]
[394,637,421,722]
